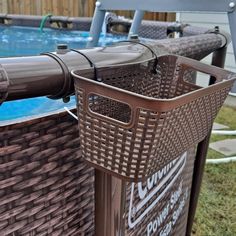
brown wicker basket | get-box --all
[73,54,235,182]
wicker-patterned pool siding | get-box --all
[0,111,95,235]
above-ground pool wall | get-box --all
[0,111,95,235]
[0,14,232,235]
[0,14,93,31]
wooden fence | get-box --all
[0,0,175,21]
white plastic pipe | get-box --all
[206,156,236,164]
[208,129,236,163]
[211,130,236,135]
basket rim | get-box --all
[71,56,236,113]
[71,54,236,76]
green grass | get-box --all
[192,106,236,236]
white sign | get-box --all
[128,152,187,230]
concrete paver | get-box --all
[209,139,236,156]
[212,122,229,130]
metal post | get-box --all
[211,46,227,69]
[228,3,236,60]
[95,170,126,236]
[128,10,145,38]
[87,1,106,48]
[228,7,236,92]
[186,45,228,236]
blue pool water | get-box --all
[0,25,125,57]
[0,26,126,122]
[0,97,77,122]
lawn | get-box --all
[192,106,236,236]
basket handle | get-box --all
[73,56,158,129]
[74,74,148,129]
[176,56,232,83]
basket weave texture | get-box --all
[73,55,236,182]
[0,111,94,235]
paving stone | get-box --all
[212,122,229,130]
[209,139,236,156]
[224,93,236,109]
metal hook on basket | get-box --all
[70,49,99,81]
[114,40,158,73]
